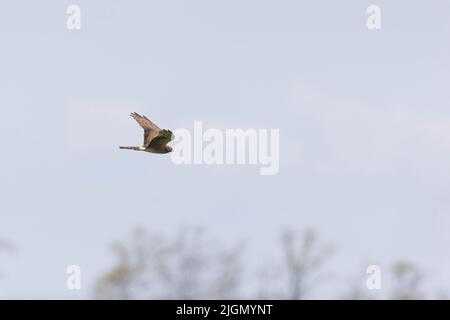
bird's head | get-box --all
[165,146,173,153]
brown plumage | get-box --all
[119,112,174,154]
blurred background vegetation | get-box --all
[91,226,445,300]
[0,230,444,299]
[0,238,14,282]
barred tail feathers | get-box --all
[119,146,142,151]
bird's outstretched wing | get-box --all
[149,129,175,150]
[130,112,161,147]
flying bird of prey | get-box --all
[119,112,174,154]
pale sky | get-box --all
[1,1,450,299]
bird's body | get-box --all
[119,112,174,154]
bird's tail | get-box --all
[119,146,141,151]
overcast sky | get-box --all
[1,0,450,299]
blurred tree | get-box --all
[341,269,374,300]
[94,227,242,299]
[281,229,333,299]
[390,261,423,300]
[0,238,14,252]
[0,238,14,280]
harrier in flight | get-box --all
[119,112,174,154]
